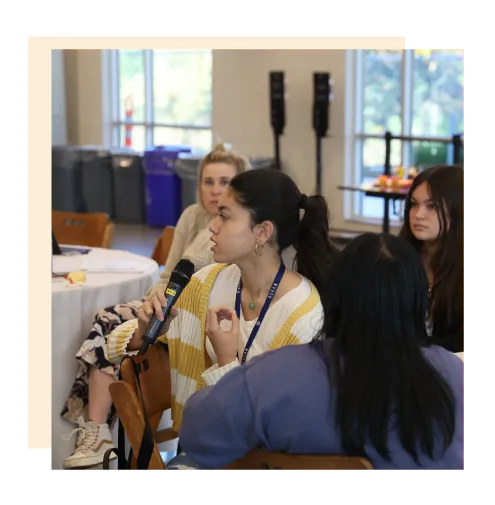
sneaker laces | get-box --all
[63,417,98,453]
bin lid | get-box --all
[177,149,208,161]
[145,145,191,155]
[111,148,143,168]
[52,144,111,167]
[52,145,83,168]
[175,158,202,177]
[249,157,276,170]
[111,147,143,156]
[144,145,192,164]
[75,145,110,155]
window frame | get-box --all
[107,49,213,150]
[345,49,463,226]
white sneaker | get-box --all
[63,416,116,469]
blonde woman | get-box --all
[61,144,250,469]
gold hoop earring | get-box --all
[254,243,264,256]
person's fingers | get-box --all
[138,302,153,325]
[207,308,220,332]
[217,312,231,323]
[212,306,234,322]
[156,289,167,308]
[151,296,164,321]
[142,300,154,316]
[229,310,240,335]
[205,309,211,333]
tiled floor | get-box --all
[111,223,163,258]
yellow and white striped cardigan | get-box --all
[105,263,322,432]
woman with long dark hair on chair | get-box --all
[178,233,463,469]
[399,164,463,353]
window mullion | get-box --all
[144,49,154,147]
[354,50,366,218]
[355,50,365,135]
[402,49,414,168]
[113,50,121,147]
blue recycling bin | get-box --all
[143,145,191,228]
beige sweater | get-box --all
[146,203,213,299]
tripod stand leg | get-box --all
[316,135,322,194]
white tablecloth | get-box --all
[52,247,160,469]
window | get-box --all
[110,49,213,152]
[347,50,464,223]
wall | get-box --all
[61,49,384,233]
[212,49,351,230]
[51,49,67,145]
[64,50,103,146]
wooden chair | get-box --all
[52,210,115,248]
[109,345,373,470]
[226,449,373,470]
[109,344,177,469]
[151,226,175,267]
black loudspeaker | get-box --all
[313,72,332,137]
[269,71,285,136]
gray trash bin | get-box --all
[175,151,206,212]
[78,146,114,217]
[111,148,145,223]
[249,157,277,170]
[52,145,86,212]
[175,153,279,212]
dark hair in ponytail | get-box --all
[228,168,340,292]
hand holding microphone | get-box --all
[137,296,178,349]
[137,259,195,355]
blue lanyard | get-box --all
[235,262,286,364]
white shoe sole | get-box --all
[63,450,117,470]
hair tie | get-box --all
[299,193,308,210]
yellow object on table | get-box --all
[66,271,87,286]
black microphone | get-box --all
[139,259,195,355]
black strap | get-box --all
[102,362,132,469]
[132,359,155,469]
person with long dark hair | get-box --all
[399,164,463,353]
[178,233,463,469]
[106,168,340,439]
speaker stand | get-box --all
[315,134,323,194]
[273,132,282,170]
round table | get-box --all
[52,247,160,469]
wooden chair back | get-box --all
[151,226,175,266]
[109,344,177,469]
[52,210,114,248]
[227,449,373,469]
